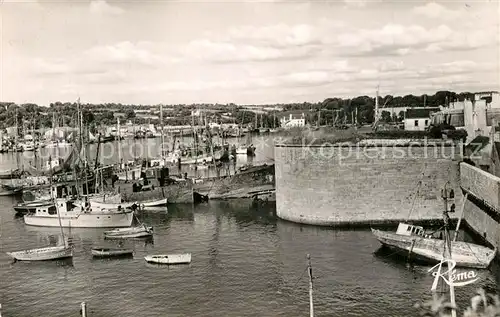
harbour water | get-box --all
[1,136,500,316]
[1,199,499,317]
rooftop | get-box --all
[405,107,440,119]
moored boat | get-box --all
[144,253,191,265]
[104,224,153,239]
[24,198,134,228]
[139,198,168,208]
[6,245,73,261]
[91,247,133,258]
[371,223,497,269]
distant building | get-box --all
[113,112,126,118]
[280,113,305,128]
[404,108,440,131]
[430,91,500,143]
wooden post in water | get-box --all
[80,302,87,317]
[307,254,314,317]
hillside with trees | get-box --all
[0,90,484,132]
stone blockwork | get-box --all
[463,199,500,250]
[460,162,500,250]
[460,163,500,209]
[275,141,462,226]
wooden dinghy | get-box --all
[144,253,191,265]
[6,245,73,261]
[139,198,168,208]
[104,225,153,239]
[91,247,133,258]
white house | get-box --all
[404,107,440,131]
[280,113,305,129]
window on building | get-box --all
[414,120,419,127]
[425,119,428,126]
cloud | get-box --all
[332,24,454,56]
[89,0,124,15]
[183,39,317,63]
[413,2,462,19]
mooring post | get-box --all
[80,302,87,317]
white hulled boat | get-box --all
[371,223,496,269]
[7,246,73,261]
[24,198,134,228]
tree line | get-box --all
[0,90,485,132]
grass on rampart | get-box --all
[278,126,442,145]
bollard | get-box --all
[80,302,87,317]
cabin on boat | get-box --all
[395,223,426,237]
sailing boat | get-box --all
[6,181,73,261]
[371,183,496,268]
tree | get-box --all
[380,110,392,122]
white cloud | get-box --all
[89,0,124,15]
[183,39,316,63]
[413,2,462,19]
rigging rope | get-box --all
[406,163,427,221]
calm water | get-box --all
[1,197,500,317]
[0,134,276,174]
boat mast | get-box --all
[117,116,122,166]
[439,182,457,317]
[160,104,165,166]
[307,254,314,317]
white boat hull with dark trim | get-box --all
[104,225,153,238]
[372,227,496,269]
[144,253,191,264]
[6,246,73,261]
[91,247,133,257]
[23,199,134,228]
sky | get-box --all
[1,0,499,106]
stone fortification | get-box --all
[275,140,462,226]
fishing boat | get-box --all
[371,223,496,268]
[6,245,73,261]
[144,253,191,265]
[24,198,134,228]
[91,247,133,258]
[372,183,497,269]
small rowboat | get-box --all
[144,253,191,265]
[104,225,153,239]
[139,198,168,208]
[91,247,133,258]
[6,246,73,261]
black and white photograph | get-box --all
[0,0,499,316]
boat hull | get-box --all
[24,211,134,228]
[372,229,496,269]
[140,198,168,207]
[144,253,191,264]
[91,248,133,257]
[6,246,73,261]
